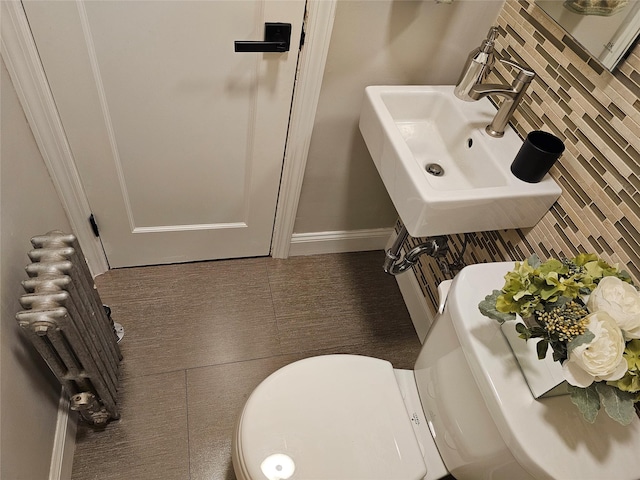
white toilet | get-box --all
[232,262,640,480]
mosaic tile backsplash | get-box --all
[407,0,640,316]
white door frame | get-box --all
[1,0,337,275]
[271,0,337,258]
[1,0,108,275]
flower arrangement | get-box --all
[479,253,640,425]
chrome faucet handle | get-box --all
[500,58,535,83]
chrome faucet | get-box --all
[469,59,535,138]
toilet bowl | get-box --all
[232,262,640,480]
[232,355,433,480]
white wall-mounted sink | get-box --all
[359,86,562,237]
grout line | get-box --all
[184,369,192,480]
[263,259,283,345]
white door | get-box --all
[23,0,305,267]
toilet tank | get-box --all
[414,263,640,480]
[413,283,534,480]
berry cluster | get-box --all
[538,301,589,342]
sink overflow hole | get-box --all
[425,163,444,177]
[467,138,473,148]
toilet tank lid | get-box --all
[237,355,427,480]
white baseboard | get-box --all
[288,228,394,256]
[49,389,77,480]
[395,266,434,344]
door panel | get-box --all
[23,0,305,267]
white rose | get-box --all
[562,311,627,388]
[587,276,640,339]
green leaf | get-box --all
[583,260,604,280]
[568,384,600,423]
[515,322,531,340]
[579,286,592,295]
[624,339,640,371]
[573,253,598,267]
[544,296,571,311]
[595,383,637,426]
[552,347,567,363]
[478,290,515,323]
[567,330,595,354]
[610,371,640,394]
[536,339,549,360]
[616,269,633,284]
[527,254,541,269]
[539,258,567,275]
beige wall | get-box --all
[294,0,504,233]
[1,58,72,479]
[407,0,640,314]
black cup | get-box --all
[510,131,565,183]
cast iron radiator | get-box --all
[15,231,122,425]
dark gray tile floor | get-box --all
[71,251,421,480]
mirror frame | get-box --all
[536,0,640,71]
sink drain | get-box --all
[425,163,444,177]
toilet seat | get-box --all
[233,355,427,480]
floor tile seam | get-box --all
[182,351,299,376]
[119,365,206,381]
[264,262,286,349]
[179,342,372,378]
[272,308,411,322]
[120,326,287,379]
[184,368,193,480]
[277,338,371,356]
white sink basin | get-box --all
[359,85,562,237]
